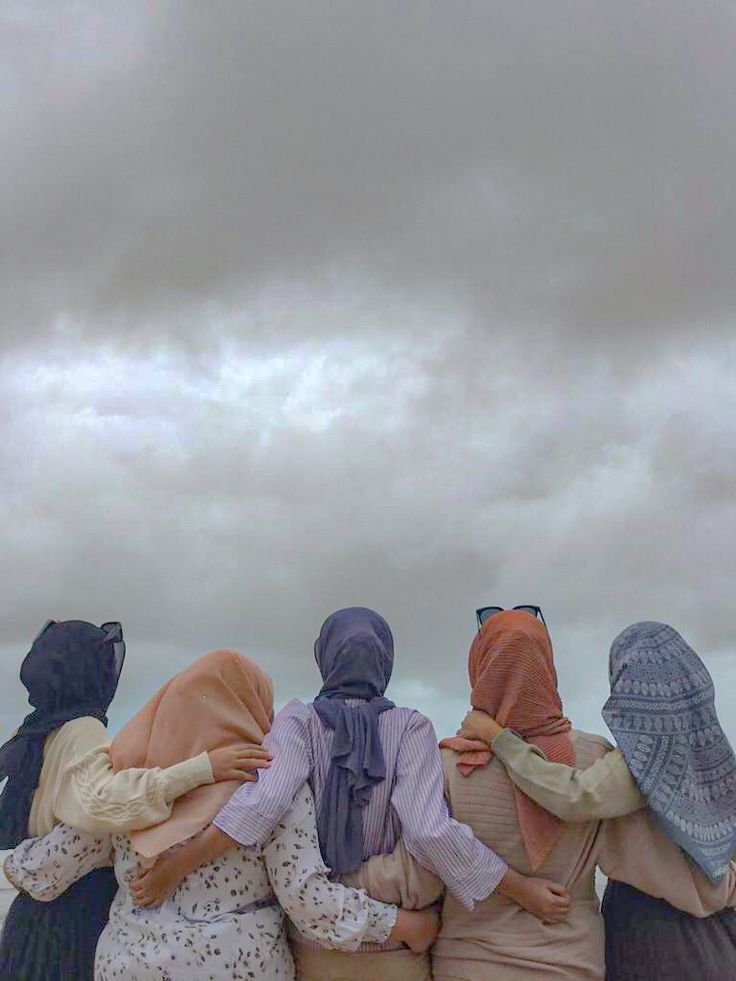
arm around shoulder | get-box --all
[491,730,644,821]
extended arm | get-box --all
[264,785,400,950]
[460,710,644,821]
[51,717,270,834]
[391,713,569,922]
[490,730,644,821]
[131,703,312,907]
[599,809,736,916]
[4,822,112,902]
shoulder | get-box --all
[273,699,311,728]
[571,729,614,762]
[396,707,433,730]
[53,717,108,749]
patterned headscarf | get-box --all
[603,621,736,882]
[312,607,395,874]
[0,620,125,848]
[441,610,574,869]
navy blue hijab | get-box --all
[312,607,395,874]
[0,620,125,848]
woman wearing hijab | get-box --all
[7,648,436,980]
[0,620,260,981]
[420,611,736,980]
[459,620,736,980]
[130,607,570,981]
[0,620,262,981]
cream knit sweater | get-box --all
[28,717,213,838]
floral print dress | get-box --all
[5,787,397,981]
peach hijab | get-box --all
[441,611,574,870]
[111,649,273,858]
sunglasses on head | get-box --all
[32,619,56,644]
[32,619,126,674]
[475,605,547,631]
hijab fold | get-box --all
[312,608,394,875]
[0,620,125,849]
[441,611,573,870]
[603,622,736,882]
[111,649,273,858]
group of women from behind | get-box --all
[0,607,734,980]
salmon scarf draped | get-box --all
[111,649,273,858]
[441,611,574,870]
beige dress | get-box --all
[432,730,736,981]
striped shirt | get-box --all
[215,699,508,911]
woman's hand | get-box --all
[207,745,272,782]
[391,907,441,953]
[460,709,503,745]
[497,868,570,923]
[130,854,184,908]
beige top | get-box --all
[359,729,736,981]
[433,729,736,981]
[491,728,645,819]
[28,716,214,837]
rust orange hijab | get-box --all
[441,611,574,869]
[111,649,273,858]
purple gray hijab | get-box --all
[312,607,395,874]
[603,621,736,881]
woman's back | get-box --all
[433,729,610,981]
[97,828,291,981]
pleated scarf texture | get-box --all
[441,610,574,869]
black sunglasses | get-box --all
[475,605,547,631]
[31,619,126,675]
[32,619,56,644]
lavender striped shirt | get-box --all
[215,699,508,910]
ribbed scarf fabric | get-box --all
[312,607,395,875]
[603,621,736,882]
[441,610,573,870]
[0,620,125,849]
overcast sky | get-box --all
[1,0,734,746]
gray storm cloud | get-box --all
[1,0,734,742]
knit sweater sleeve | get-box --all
[52,717,214,833]
[490,729,645,820]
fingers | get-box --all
[233,748,273,764]
[548,882,570,897]
[130,877,166,908]
[225,769,258,782]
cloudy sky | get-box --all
[1,0,734,745]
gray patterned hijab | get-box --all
[603,621,736,881]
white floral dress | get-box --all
[6,786,397,981]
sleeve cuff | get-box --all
[161,752,214,802]
[456,849,508,908]
[213,796,275,848]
